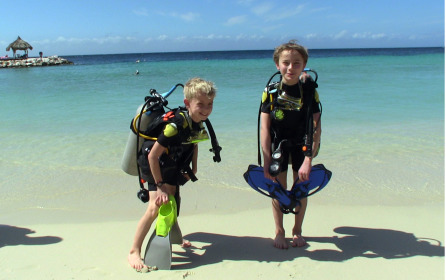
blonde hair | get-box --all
[184,77,217,100]
[273,40,309,64]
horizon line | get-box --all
[58,46,444,57]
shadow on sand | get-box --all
[174,226,444,269]
[0,224,63,248]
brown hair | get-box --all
[273,40,309,64]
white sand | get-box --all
[0,176,444,280]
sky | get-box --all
[1,0,444,56]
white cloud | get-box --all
[52,36,134,45]
[371,33,386,39]
[225,15,247,26]
[251,3,274,16]
[352,32,368,39]
[333,30,348,40]
[32,38,51,45]
[267,5,305,21]
[125,36,138,41]
[158,11,200,22]
[175,36,187,41]
[91,36,123,44]
[352,32,387,40]
[249,34,265,40]
[180,12,200,22]
[305,33,318,39]
[235,34,262,40]
[55,36,67,42]
[133,8,149,17]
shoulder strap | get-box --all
[204,119,222,163]
[177,115,221,182]
[301,76,319,157]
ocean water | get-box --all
[0,48,444,220]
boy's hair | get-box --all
[184,77,217,100]
[273,40,309,64]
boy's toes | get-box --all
[291,235,306,247]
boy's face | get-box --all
[184,91,214,122]
[276,49,307,86]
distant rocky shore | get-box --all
[0,56,73,68]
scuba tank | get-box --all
[121,102,161,175]
[121,83,222,203]
[121,85,180,176]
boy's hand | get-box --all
[298,158,312,182]
[263,159,275,180]
[299,71,310,82]
[155,186,169,206]
[300,72,318,91]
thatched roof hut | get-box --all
[6,36,33,58]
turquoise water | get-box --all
[0,48,444,216]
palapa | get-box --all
[6,36,33,58]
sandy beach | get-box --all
[0,170,444,280]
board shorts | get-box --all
[273,141,305,173]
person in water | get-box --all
[260,40,321,249]
[127,77,217,271]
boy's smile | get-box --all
[185,92,214,123]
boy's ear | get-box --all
[184,98,190,107]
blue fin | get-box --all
[290,164,332,199]
[243,165,300,211]
[243,164,332,214]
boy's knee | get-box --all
[146,204,159,217]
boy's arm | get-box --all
[312,112,321,157]
[148,141,166,184]
[191,144,198,175]
[260,112,273,179]
[299,112,321,181]
[148,141,169,205]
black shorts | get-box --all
[273,141,305,173]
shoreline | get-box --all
[0,55,73,68]
[1,165,443,279]
[0,202,443,280]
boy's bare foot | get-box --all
[291,234,306,247]
[274,233,289,249]
[181,239,191,248]
[128,251,146,272]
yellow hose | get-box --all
[132,110,158,141]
